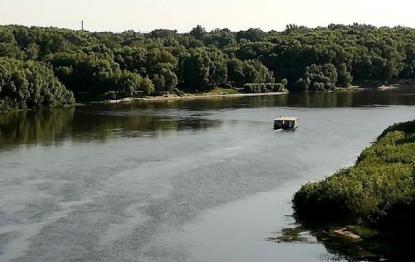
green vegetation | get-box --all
[2,23,415,110]
[0,58,74,111]
[268,226,313,243]
[293,120,415,253]
[206,87,241,95]
[304,64,338,92]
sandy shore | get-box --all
[100,91,289,104]
[376,85,400,91]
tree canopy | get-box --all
[1,24,415,110]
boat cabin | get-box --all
[274,117,299,130]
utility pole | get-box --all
[81,20,84,31]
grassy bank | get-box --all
[293,120,415,257]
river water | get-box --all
[1,90,415,262]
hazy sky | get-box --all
[0,0,414,32]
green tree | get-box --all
[180,48,210,89]
[243,60,273,84]
[227,59,245,87]
[190,25,206,40]
[140,77,155,95]
[336,63,353,87]
[304,63,338,91]
[0,58,74,110]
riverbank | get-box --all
[356,79,415,91]
[292,120,415,260]
[94,82,415,105]
[96,90,289,104]
[335,85,364,92]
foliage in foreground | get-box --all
[293,120,415,230]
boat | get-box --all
[274,117,299,130]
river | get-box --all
[1,90,415,262]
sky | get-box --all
[0,0,414,32]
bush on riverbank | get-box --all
[293,120,415,230]
[243,82,287,93]
[0,58,75,111]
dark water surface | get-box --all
[1,90,415,262]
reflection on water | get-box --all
[273,225,394,261]
[0,108,221,149]
[0,109,75,149]
[1,89,415,150]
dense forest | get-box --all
[1,23,415,110]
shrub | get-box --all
[0,58,74,111]
[293,120,415,227]
[304,63,338,91]
[243,82,286,93]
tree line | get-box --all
[1,23,415,110]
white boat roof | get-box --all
[274,116,298,121]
